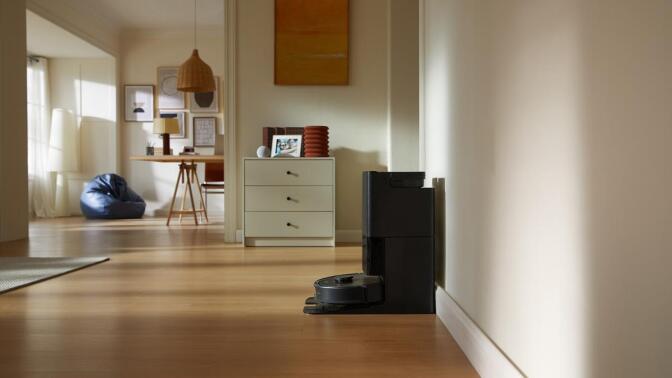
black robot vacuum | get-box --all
[304,171,435,314]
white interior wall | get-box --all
[237,0,390,232]
[422,0,672,377]
[0,0,29,242]
[49,58,117,215]
[120,29,225,216]
[387,0,419,172]
[26,0,121,57]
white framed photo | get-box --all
[271,135,302,158]
[159,111,186,139]
[189,76,219,113]
[193,117,217,147]
[125,85,154,122]
[157,67,185,109]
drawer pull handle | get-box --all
[286,222,297,228]
[286,196,292,201]
[286,170,297,176]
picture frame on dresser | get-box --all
[243,158,336,247]
[271,135,302,158]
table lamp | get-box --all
[48,108,79,216]
[154,117,179,155]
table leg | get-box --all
[178,167,189,224]
[191,164,209,224]
[186,163,199,225]
[166,164,184,226]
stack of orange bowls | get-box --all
[303,126,329,157]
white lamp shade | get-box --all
[48,108,79,172]
[153,117,180,134]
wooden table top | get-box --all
[130,155,224,163]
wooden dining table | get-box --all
[130,155,224,226]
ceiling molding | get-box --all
[26,0,121,57]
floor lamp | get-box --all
[48,109,79,217]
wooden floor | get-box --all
[0,218,477,377]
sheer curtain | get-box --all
[27,57,55,218]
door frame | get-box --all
[223,0,239,243]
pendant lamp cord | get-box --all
[194,0,197,49]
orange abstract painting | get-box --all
[275,0,349,85]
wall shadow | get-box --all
[331,147,386,231]
[432,178,446,286]
[580,2,672,376]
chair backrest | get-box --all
[205,162,224,183]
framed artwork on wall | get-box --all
[275,0,349,85]
[189,76,219,113]
[124,85,154,122]
[193,117,217,147]
[159,110,187,139]
[157,67,185,109]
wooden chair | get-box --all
[201,162,224,213]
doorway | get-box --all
[26,10,118,220]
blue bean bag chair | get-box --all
[80,174,146,219]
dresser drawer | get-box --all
[245,212,333,237]
[245,159,333,186]
[245,186,333,212]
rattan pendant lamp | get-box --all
[177,0,216,93]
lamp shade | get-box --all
[154,117,180,135]
[48,108,79,172]
[177,49,216,93]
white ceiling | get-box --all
[88,0,225,31]
[26,11,110,59]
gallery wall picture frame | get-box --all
[125,85,155,122]
[189,76,219,113]
[159,110,187,139]
[157,67,186,110]
[193,117,217,147]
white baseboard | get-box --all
[335,229,361,243]
[236,230,357,244]
[435,287,525,378]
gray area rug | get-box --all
[0,257,109,294]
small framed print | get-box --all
[157,67,185,109]
[125,85,154,122]
[193,117,217,147]
[189,76,219,113]
[271,134,302,158]
[159,111,187,139]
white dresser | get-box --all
[243,158,335,246]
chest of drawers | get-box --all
[243,158,335,246]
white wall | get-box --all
[0,0,29,242]
[49,58,117,215]
[387,0,419,172]
[26,0,121,57]
[422,0,672,377]
[237,0,390,232]
[121,29,225,216]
